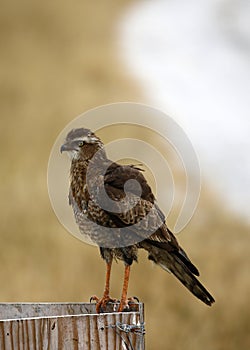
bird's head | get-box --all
[60,128,105,161]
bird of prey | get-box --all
[60,127,215,312]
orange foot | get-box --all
[90,295,117,313]
[118,296,140,312]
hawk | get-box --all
[60,127,215,312]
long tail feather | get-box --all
[167,253,215,306]
[142,240,215,306]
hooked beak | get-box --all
[60,142,72,153]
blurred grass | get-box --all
[0,1,250,349]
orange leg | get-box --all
[118,265,131,312]
[103,261,112,298]
[92,261,116,313]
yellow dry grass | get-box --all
[0,1,250,349]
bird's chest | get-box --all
[70,166,89,209]
[70,192,119,246]
[70,186,95,236]
[72,190,88,220]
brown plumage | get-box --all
[61,127,215,311]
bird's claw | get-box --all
[118,296,140,312]
[130,296,140,303]
[90,295,99,303]
[90,295,117,313]
[90,295,139,313]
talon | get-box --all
[90,295,99,303]
[118,296,140,312]
[128,296,140,303]
[118,299,128,312]
[90,295,117,313]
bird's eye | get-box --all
[78,141,84,147]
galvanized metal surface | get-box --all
[0,303,145,350]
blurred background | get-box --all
[0,0,249,349]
